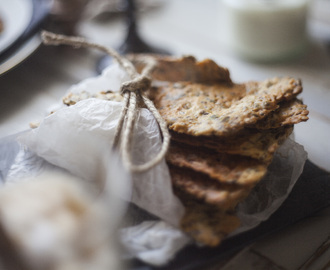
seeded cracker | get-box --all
[142,56,308,246]
[253,98,309,129]
[150,77,302,136]
[174,191,241,247]
[130,55,232,84]
[169,165,251,209]
[167,142,267,187]
[170,126,294,162]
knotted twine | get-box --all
[41,31,170,173]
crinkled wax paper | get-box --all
[0,63,307,266]
[232,137,307,235]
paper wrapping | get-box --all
[0,63,308,266]
[232,137,307,235]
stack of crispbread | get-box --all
[63,55,309,246]
[133,55,309,246]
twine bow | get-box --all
[41,31,170,173]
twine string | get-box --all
[41,31,170,173]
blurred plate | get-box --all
[0,34,41,75]
[0,0,34,54]
[0,0,51,75]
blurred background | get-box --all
[0,1,330,269]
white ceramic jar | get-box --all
[218,0,310,62]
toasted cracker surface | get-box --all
[150,77,302,136]
[167,142,267,186]
[169,165,251,209]
[176,194,241,246]
[170,126,293,162]
[130,55,232,84]
[254,98,309,129]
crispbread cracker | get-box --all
[254,98,309,129]
[167,142,267,186]
[150,77,302,136]
[176,193,241,246]
[169,165,250,209]
[130,55,232,84]
[170,126,293,162]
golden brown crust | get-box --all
[170,126,293,162]
[177,196,241,247]
[169,165,251,209]
[129,55,232,84]
[254,98,309,129]
[150,77,302,136]
[167,142,267,187]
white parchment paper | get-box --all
[0,63,308,266]
[19,100,185,227]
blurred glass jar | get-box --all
[218,0,310,62]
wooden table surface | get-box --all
[0,0,329,269]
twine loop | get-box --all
[120,74,151,95]
[41,31,170,173]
